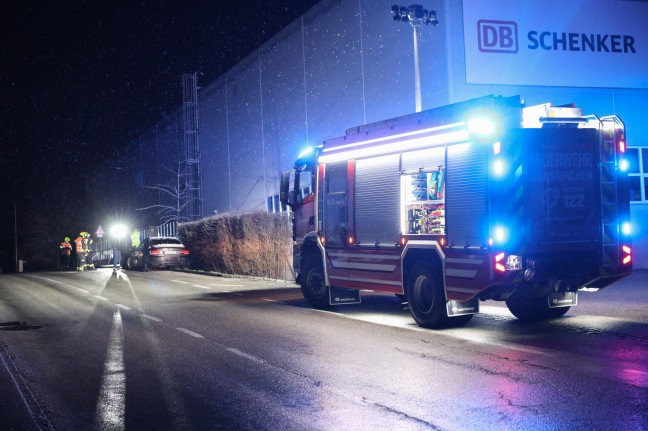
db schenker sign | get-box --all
[463,0,648,88]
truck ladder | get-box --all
[599,116,624,268]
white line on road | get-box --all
[262,298,280,303]
[226,348,265,364]
[170,280,190,284]
[117,304,132,311]
[32,276,63,284]
[176,328,204,339]
[94,309,126,430]
[193,285,211,289]
[76,288,89,294]
[95,296,109,301]
[141,314,162,322]
[210,284,243,288]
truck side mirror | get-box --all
[280,171,294,209]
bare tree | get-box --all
[136,166,196,225]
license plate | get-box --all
[165,250,178,255]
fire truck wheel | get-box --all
[301,259,329,309]
[447,314,474,327]
[406,264,446,329]
[505,296,570,321]
[546,305,570,319]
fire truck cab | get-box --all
[280,95,632,328]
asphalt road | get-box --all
[0,268,647,430]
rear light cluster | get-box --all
[150,249,161,256]
[622,245,632,265]
[181,249,190,255]
[617,130,626,153]
[493,252,522,273]
[494,252,506,273]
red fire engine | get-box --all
[280,95,632,328]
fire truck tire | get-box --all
[547,305,570,319]
[447,314,474,327]
[505,296,570,321]
[301,259,329,309]
[406,263,447,329]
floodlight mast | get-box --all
[391,5,439,113]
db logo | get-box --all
[478,20,518,53]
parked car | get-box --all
[127,237,190,271]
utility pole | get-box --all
[391,5,439,113]
[182,72,203,221]
[14,202,18,272]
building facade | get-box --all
[112,0,648,267]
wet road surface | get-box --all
[0,268,646,430]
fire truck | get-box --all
[280,95,632,328]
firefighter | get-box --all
[81,232,96,271]
[74,234,85,271]
[59,237,72,270]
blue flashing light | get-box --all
[467,117,497,136]
[492,159,505,176]
[621,222,632,236]
[619,159,629,172]
[466,111,503,142]
[492,225,508,244]
[297,147,315,159]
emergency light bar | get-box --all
[318,122,469,163]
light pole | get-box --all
[391,5,439,113]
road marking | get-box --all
[141,314,162,322]
[170,280,190,284]
[95,309,126,430]
[193,285,211,289]
[210,284,243,288]
[262,298,280,303]
[32,276,63,284]
[95,296,109,301]
[227,348,265,364]
[176,328,204,339]
[116,304,131,311]
[76,288,89,294]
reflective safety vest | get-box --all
[83,237,93,253]
[60,241,72,256]
[74,237,83,253]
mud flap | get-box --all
[547,291,578,308]
[329,286,361,305]
[446,297,479,317]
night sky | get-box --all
[0,0,320,269]
[1,0,320,198]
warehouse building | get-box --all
[101,0,648,267]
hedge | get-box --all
[178,211,293,280]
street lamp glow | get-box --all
[111,224,128,238]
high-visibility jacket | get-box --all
[60,241,72,256]
[83,237,93,253]
[74,237,84,253]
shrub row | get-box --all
[178,211,293,280]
